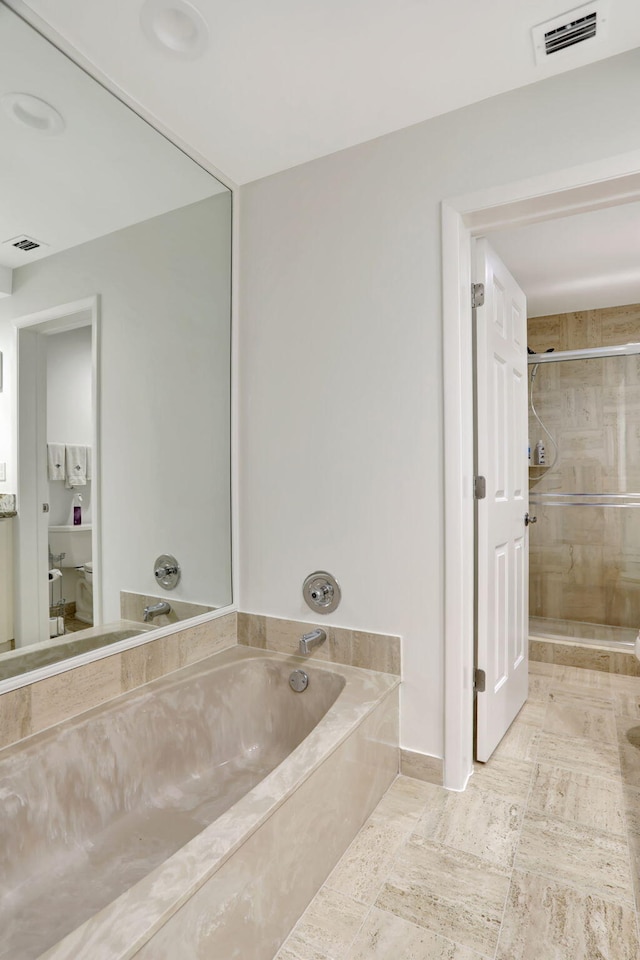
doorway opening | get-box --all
[442,160,640,790]
[14,297,99,649]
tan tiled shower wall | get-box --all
[0,612,237,752]
[528,304,640,630]
[237,613,401,675]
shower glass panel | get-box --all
[528,348,640,648]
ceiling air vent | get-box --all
[3,234,47,253]
[532,2,609,66]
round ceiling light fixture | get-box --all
[140,0,209,59]
[1,93,65,135]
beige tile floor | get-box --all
[274,661,640,960]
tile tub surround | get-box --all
[238,612,401,675]
[0,612,237,751]
[275,660,640,960]
[120,590,215,625]
[0,620,157,683]
[8,647,399,960]
[530,636,640,678]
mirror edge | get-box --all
[0,606,239,697]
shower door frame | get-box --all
[441,158,640,792]
[527,342,640,638]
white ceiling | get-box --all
[488,200,640,316]
[0,5,225,270]
[13,0,640,184]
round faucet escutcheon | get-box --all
[302,571,341,614]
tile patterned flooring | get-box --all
[274,661,640,960]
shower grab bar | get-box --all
[528,342,640,364]
[529,502,640,508]
[530,492,640,499]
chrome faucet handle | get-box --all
[153,553,181,589]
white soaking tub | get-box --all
[0,645,399,960]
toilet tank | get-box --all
[48,525,93,567]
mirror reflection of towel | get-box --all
[65,445,87,488]
[47,443,66,481]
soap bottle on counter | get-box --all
[73,493,83,525]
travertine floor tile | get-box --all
[274,934,334,960]
[413,782,523,869]
[515,810,634,904]
[496,869,640,960]
[346,907,488,960]
[516,699,547,726]
[326,818,410,905]
[552,665,613,697]
[471,755,534,802]
[528,763,626,836]
[536,731,622,780]
[370,775,439,830]
[493,719,540,762]
[623,786,640,918]
[376,836,510,956]
[543,690,617,744]
[611,691,640,720]
[609,674,640,696]
[616,716,640,788]
[289,887,368,958]
[528,659,555,677]
[525,675,551,703]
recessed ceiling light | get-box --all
[1,93,65,135]
[140,0,209,59]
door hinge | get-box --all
[471,282,485,309]
[474,475,486,500]
[474,668,486,694]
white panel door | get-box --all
[475,237,528,763]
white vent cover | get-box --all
[2,234,47,253]
[532,2,609,65]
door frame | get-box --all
[14,296,101,645]
[442,150,640,791]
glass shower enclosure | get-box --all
[528,342,640,650]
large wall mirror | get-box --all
[0,4,232,683]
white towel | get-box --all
[47,443,66,481]
[65,445,87,488]
[86,446,92,481]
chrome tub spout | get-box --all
[143,601,171,622]
[298,628,326,655]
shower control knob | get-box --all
[524,513,537,526]
[303,571,341,614]
[311,584,332,603]
[153,554,181,589]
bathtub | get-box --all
[0,645,399,959]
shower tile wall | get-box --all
[528,303,640,630]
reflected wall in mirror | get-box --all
[0,4,232,682]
